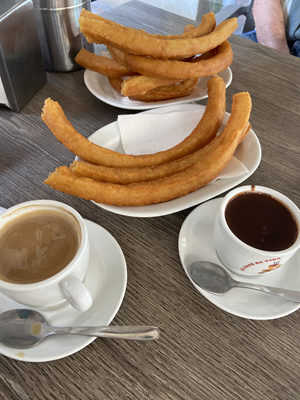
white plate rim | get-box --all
[84,67,232,110]
[81,103,261,218]
[178,197,300,320]
[0,219,127,362]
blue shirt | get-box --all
[286,0,300,40]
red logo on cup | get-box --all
[241,258,281,272]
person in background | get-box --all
[240,0,300,57]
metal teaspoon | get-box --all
[188,261,300,302]
[0,309,160,349]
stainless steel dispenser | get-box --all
[0,0,47,112]
[32,0,94,72]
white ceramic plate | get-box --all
[178,198,300,320]
[84,67,232,110]
[83,103,261,218]
[0,220,127,362]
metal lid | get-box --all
[32,0,88,10]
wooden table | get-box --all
[1,1,300,399]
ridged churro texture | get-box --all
[70,76,226,184]
[43,80,252,206]
[79,10,237,59]
[74,10,237,101]
[42,75,225,168]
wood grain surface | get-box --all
[0,1,300,399]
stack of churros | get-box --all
[42,76,252,206]
[74,9,238,102]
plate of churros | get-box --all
[76,103,261,217]
[77,9,237,110]
[84,67,232,110]
[42,74,261,217]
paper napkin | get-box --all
[119,110,201,154]
[118,110,249,180]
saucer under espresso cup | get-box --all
[214,185,300,276]
[0,200,92,312]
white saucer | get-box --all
[84,67,232,110]
[178,198,300,320]
[80,103,261,218]
[0,220,127,362]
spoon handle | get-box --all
[235,281,300,302]
[50,325,160,341]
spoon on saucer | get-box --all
[188,261,300,302]
[0,309,160,349]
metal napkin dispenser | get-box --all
[0,0,47,112]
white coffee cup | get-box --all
[0,200,92,312]
[214,186,300,276]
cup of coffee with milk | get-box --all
[0,200,92,312]
[214,185,300,276]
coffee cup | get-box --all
[0,200,92,312]
[213,185,300,276]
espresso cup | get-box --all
[0,200,92,312]
[214,186,300,276]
